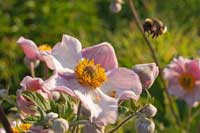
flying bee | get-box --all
[143,18,167,38]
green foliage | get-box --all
[0,0,200,132]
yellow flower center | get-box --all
[75,59,107,89]
[12,123,31,133]
[179,73,195,91]
[12,128,19,133]
[38,44,52,52]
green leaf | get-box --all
[22,91,50,113]
[23,116,41,124]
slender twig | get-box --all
[107,112,136,133]
[30,61,35,78]
[127,0,180,125]
[70,120,89,127]
[0,105,13,133]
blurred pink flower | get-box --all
[43,34,142,126]
[163,56,200,107]
[17,76,52,114]
[132,63,159,89]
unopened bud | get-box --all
[109,0,123,13]
[52,118,69,133]
[139,104,157,118]
[0,89,8,99]
[135,117,155,133]
[44,112,58,121]
[24,57,40,69]
[52,91,60,101]
[132,63,159,89]
[83,123,105,133]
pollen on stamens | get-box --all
[38,44,52,52]
[12,123,31,133]
[75,59,107,89]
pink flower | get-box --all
[17,37,52,68]
[17,76,51,114]
[163,56,200,107]
[42,34,142,126]
[132,63,159,89]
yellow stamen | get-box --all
[19,123,32,131]
[12,123,31,133]
[179,73,195,91]
[75,59,107,89]
[12,128,19,133]
[38,44,52,52]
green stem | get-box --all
[127,0,180,125]
[186,107,192,131]
[72,101,81,133]
[107,112,136,133]
[70,120,89,127]
[30,61,35,78]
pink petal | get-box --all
[82,42,118,71]
[51,35,82,70]
[186,59,200,80]
[42,73,76,97]
[39,53,74,72]
[20,76,43,91]
[16,95,36,114]
[20,76,51,99]
[17,37,39,60]
[74,89,118,126]
[102,68,142,101]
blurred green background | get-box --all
[1,0,200,132]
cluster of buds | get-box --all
[109,0,123,13]
[31,112,69,132]
[135,104,157,133]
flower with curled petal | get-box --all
[17,37,52,68]
[163,56,200,107]
[42,34,142,126]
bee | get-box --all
[143,18,167,38]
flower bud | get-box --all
[52,118,69,133]
[139,104,157,118]
[135,117,155,133]
[132,63,159,89]
[109,0,123,13]
[24,56,40,69]
[52,91,60,101]
[83,123,105,133]
[44,112,58,121]
[0,89,8,99]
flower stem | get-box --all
[127,0,180,125]
[30,61,35,78]
[72,101,81,133]
[107,112,136,133]
[186,107,192,131]
[0,105,13,133]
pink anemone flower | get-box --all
[42,34,142,126]
[163,56,200,107]
[17,76,52,114]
